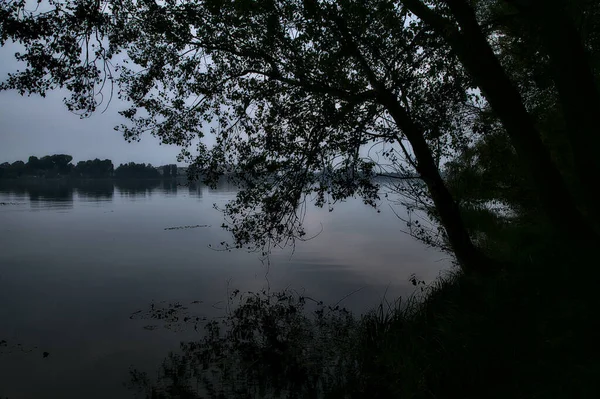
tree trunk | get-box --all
[404,0,597,240]
[334,16,496,273]
[334,13,496,273]
[381,92,494,274]
[520,0,600,230]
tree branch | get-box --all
[239,69,378,103]
[401,0,462,43]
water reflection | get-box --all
[187,182,204,198]
[75,180,114,201]
[0,181,27,198]
[114,179,161,197]
[207,177,239,195]
[0,178,448,399]
[0,179,213,202]
[0,180,75,209]
[181,179,236,198]
[160,179,179,195]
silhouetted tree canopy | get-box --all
[0,155,161,180]
[73,159,114,178]
[0,155,73,178]
[114,162,161,179]
[1,0,598,271]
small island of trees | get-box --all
[0,154,179,180]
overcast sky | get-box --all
[1,42,405,170]
[0,44,199,167]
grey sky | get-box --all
[0,41,410,171]
[0,44,199,167]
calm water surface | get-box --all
[0,179,449,398]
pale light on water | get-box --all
[0,179,450,398]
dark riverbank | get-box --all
[129,225,598,399]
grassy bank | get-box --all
[130,230,599,399]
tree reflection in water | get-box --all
[127,289,366,399]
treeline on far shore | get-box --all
[0,154,183,179]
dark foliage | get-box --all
[0,155,172,180]
[72,158,114,178]
[0,154,73,178]
[129,229,599,398]
[162,164,178,178]
[1,1,599,396]
[3,0,598,271]
[114,162,161,179]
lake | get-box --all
[0,179,450,398]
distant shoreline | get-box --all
[0,176,189,181]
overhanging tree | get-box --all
[2,0,597,272]
[402,0,600,239]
